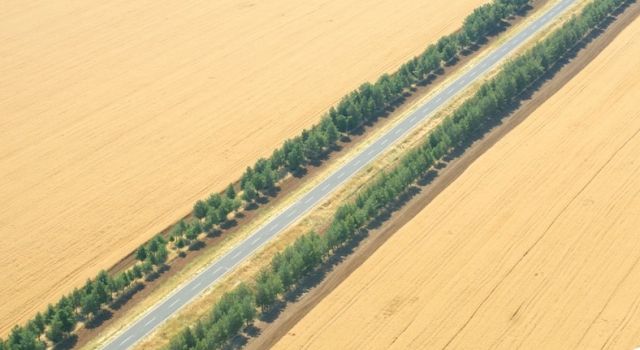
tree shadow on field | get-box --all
[256,195,270,206]
[53,334,77,350]
[109,282,145,311]
[83,310,113,330]
[207,228,223,238]
[188,240,206,251]
[290,167,308,179]
[221,219,238,230]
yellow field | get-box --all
[0,0,490,335]
[274,15,640,350]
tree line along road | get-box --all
[102,0,577,348]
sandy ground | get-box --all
[274,14,640,350]
[0,0,490,334]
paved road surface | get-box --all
[103,0,576,348]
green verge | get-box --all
[160,0,632,349]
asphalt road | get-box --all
[103,0,576,348]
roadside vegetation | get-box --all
[0,0,532,349]
[157,0,631,349]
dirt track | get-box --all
[246,3,640,349]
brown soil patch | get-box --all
[247,3,640,349]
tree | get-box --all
[285,142,304,172]
[155,244,169,265]
[81,292,100,321]
[194,200,208,219]
[31,312,45,335]
[206,209,222,228]
[322,118,340,147]
[255,269,283,312]
[438,36,458,63]
[186,221,202,240]
[132,264,143,279]
[250,173,265,191]
[136,245,147,261]
[242,182,257,203]
[141,260,154,275]
[220,197,236,217]
[304,132,323,160]
[44,304,56,324]
[7,326,45,350]
[261,167,276,193]
[457,31,471,50]
[46,317,64,343]
[270,148,286,169]
[179,327,196,349]
[240,166,254,189]
[238,296,256,327]
[225,184,236,199]
[206,193,223,208]
[94,280,110,305]
[171,219,187,239]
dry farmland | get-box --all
[274,14,640,350]
[0,0,489,334]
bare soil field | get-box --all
[0,0,491,334]
[274,12,640,350]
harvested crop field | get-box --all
[0,0,491,334]
[274,13,640,350]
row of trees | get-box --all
[177,0,535,259]
[0,243,170,349]
[165,232,328,350]
[159,0,627,348]
[176,0,533,277]
[234,0,532,193]
[0,0,538,348]
[171,187,244,251]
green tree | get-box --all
[242,182,257,203]
[270,148,286,169]
[44,304,56,324]
[31,312,45,334]
[322,118,340,147]
[225,184,236,199]
[240,166,254,190]
[285,142,305,171]
[7,326,45,350]
[81,292,100,321]
[132,264,143,279]
[46,317,64,343]
[206,193,223,208]
[94,280,110,305]
[155,244,169,265]
[206,209,222,228]
[304,132,323,160]
[136,245,147,261]
[262,167,276,192]
[141,260,154,275]
[180,327,196,349]
[254,269,283,312]
[194,200,208,219]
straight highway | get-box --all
[103,0,577,347]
